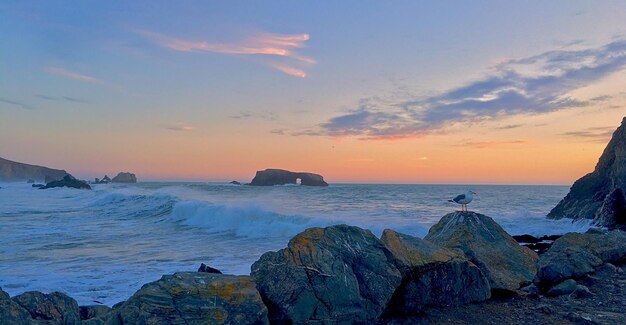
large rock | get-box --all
[424,211,539,292]
[42,175,91,190]
[0,287,34,325]
[251,225,401,324]
[0,156,69,182]
[249,168,328,186]
[535,230,626,286]
[111,172,137,183]
[103,272,268,325]
[11,291,80,324]
[548,117,626,229]
[380,230,490,317]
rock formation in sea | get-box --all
[42,175,91,190]
[111,172,137,183]
[248,168,328,186]
[94,175,112,184]
[548,117,626,229]
[0,156,68,183]
[424,211,539,293]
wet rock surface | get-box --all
[42,175,91,190]
[248,168,328,186]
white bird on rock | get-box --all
[449,191,477,212]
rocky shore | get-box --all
[2,211,625,324]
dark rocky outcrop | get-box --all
[102,272,268,324]
[198,263,222,274]
[0,156,69,183]
[380,230,490,317]
[251,225,401,324]
[534,230,626,287]
[111,172,137,183]
[31,184,45,189]
[424,211,539,292]
[229,180,242,185]
[249,169,328,186]
[548,117,626,229]
[42,175,91,190]
[1,287,34,325]
[12,291,81,324]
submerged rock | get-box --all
[251,225,401,324]
[534,230,626,286]
[31,184,45,188]
[103,272,268,324]
[42,175,91,190]
[548,117,626,229]
[249,168,328,186]
[229,180,241,185]
[424,211,539,292]
[12,291,81,324]
[111,172,137,183]
[380,230,490,317]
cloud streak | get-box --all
[165,123,194,131]
[311,39,626,139]
[44,67,101,83]
[0,97,34,110]
[137,29,314,77]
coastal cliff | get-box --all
[0,157,68,182]
[548,117,626,229]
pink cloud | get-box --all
[136,29,315,77]
[44,67,100,83]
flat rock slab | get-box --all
[424,211,539,292]
[104,272,268,325]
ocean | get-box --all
[0,182,592,306]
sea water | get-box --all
[0,182,592,305]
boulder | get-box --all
[548,117,626,229]
[546,279,577,296]
[111,172,137,183]
[42,175,91,190]
[380,230,490,317]
[249,169,328,186]
[534,230,626,286]
[424,211,539,292]
[198,263,222,274]
[103,272,268,325]
[0,287,34,325]
[251,225,401,324]
[12,291,81,324]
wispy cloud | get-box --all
[230,111,277,121]
[0,97,34,110]
[560,126,615,143]
[451,140,527,149]
[136,29,314,77]
[494,124,524,130]
[305,39,626,139]
[35,94,89,103]
[44,67,100,83]
[165,123,194,131]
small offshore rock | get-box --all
[111,172,137,183]
[42,175,91,190]
[547,279,578,296]
[513,234,540,243]
[31,184,45,188]
[198,263,222,274]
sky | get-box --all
[1,1,626,184]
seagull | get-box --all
[449,191,477,212]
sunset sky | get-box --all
[1,1,626,184]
